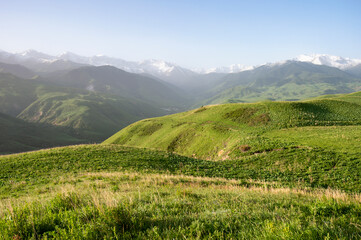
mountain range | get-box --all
[3,49,361,72]
[1,49,361,153]
[0,68,183,153]
[201,61,361,104]
[2,49,361,87]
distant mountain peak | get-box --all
[138,59,177,74]
[195,64,255,74]
[19,49,54,61]
[294,54,361,69]
[58,51,80,57]
[1,49,361,83]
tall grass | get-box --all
[1,172,360,239]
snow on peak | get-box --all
[58,51,81,58]
[2,49,361,78]
[138,59,176,74]
[294,54,361,69]
[196,64,255,74]
[58,52,90,64]
[263,60,288,68]
[19,49,54,61]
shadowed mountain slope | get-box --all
[0,112,85,154]
[43,65,189,109]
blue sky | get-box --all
[1,0,360,68]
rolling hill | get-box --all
[105,91,361,161]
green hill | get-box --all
[0,144,360,239]
[18,90,165,141]
[105,91,361,161]
[201,61,361,104]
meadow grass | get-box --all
[1,144,360,200]
[0,144,360,238]
[0,170,360,239]
[2,92,361,239]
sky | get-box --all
[1,0,361,68]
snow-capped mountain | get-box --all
[294,54,361,69]
[0,49,57,63]
[57,52,197,85]
[1,49,361,82]
[58,52,140,72]
[199,54,361,74]
[0,50,87,72]
[19,49,55,62]
[196,64,255,74]
[0,50,198,86]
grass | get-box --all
[2,142,360,196]
[2,91,361,238]
[0,144,359,238]
[264,125,361,154]
[0,151,360,239]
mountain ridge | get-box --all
[2,49,360,75]
[199,61,361,104]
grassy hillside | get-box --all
[105,91,361,162]
[0,112,85,154]
[201,61,361,104]
[18,90,165,141]
[0,145,360,239]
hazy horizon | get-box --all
[1,0,361,68]
[2,48,361,73]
